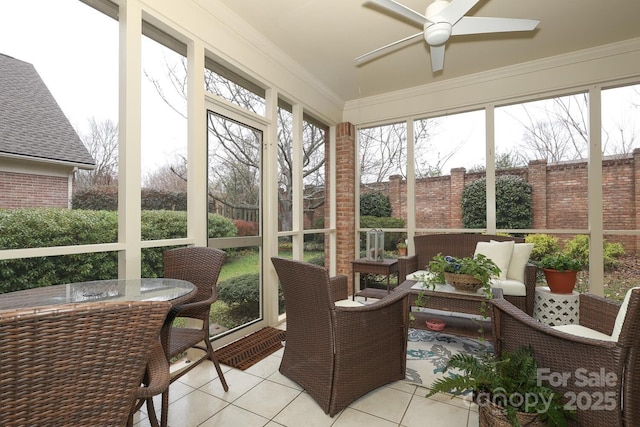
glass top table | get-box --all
[0,278,196,310]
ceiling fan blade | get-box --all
[437,0,480,25]
[430,44,445,72]
[355,32,424,64]
[452,17,540,35]
[366,0,430,26]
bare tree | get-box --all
[143,156,187,192]
[74,117,118,190]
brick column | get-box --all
[450,168,466,228]
[633,148,640,254]
[335,122,357,294]
[528,159,548,229]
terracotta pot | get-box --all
[542,268,578,294]
[426,318,446,331]
[398,247,407,256]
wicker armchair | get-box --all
[160,247,229,417]
[271,257,409,417]
[491,288,640,427]
[398,233,536,315]
[0,301,170,427]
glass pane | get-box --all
[204,59,266,116]
[302,119,326,231]
[207,112,262,334]
[211,246,261,337]
[414,110,484,230]
[141,30,188,239]
[0,252,118,294]
[496,94,589,231]
[207,115,261,236]
[1,1,118,245]
[602,84,640,232]
[278,106,293,232]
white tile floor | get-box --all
[131,332,480,427]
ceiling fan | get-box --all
[355,0,539,72]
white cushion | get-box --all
[490,279,526,297]
[334,299,365,307]
[506,243,534,283]
[552,324,616,341]
[611,286,640,341]
[474,240,514,280]
[406,270,432,281]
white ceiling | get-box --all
[209,0,640,103]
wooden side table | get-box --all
[351,258,398,300]
[533,286,580,326]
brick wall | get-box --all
[363,151,640,255]
[0,171,69,208]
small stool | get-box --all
[533,286,580,326]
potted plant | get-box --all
[535,253,583,294]
[426,254,500,298]
[427,346,575,427]
[397,241,408,256]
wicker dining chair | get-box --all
[271,257,410,417]
[0,301,170,427]
[157,247,229,422]
[491,287,640,427]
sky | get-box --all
[0,0,186,174]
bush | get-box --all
[0,208,236,293]
[233,219,258,237]
[462,176,533,230]
[217,273,260,319]
[525,234,560,262]
[564,234,626,270]
[360,191,392,217]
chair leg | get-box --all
[205,338,229,391]
[146,397,161,427]
[161,390,169,427]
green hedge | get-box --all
[360,216,406,253]
[0,208,236,293]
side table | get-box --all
[351,258,398,300]
[533,286,580,326]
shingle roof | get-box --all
[0,53,95,168]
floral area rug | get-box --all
[405,328,493,389]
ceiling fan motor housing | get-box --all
[424,0,453,45]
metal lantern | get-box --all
[366,229,385,261]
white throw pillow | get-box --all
[474,240,515,280]
[505,242,534,283]
[611,286,640,341]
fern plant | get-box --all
[427,346,574,427]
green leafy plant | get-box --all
[426,253,501,293]
[536,253,583,272]
[427,346,575,427]
[396,241,407,249]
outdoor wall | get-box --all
[373,149,640,255]
[0,170,69,209]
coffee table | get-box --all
[395,279,503,340]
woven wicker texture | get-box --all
[158,246,229,426]
[0,301,170,427]
[444,272,483,292]
[398,233,536,315]
[217,327,286,370]
[271,257,410,417]
[479,402,545,426]
[492,289,640,427]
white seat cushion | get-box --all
[334,299,365,307]
[474,240,515,280]
[552,324,616,341]
[490,279,526,297]
[505,242,534,283]
[611,286,640,341]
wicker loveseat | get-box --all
[398,233,536,315]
